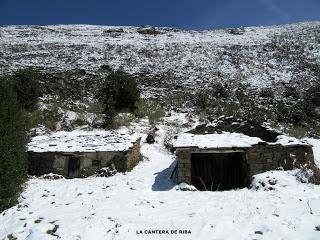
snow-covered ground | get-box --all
[1,116,320,240]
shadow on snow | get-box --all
[152,159,177,191]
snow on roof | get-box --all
[174,132,311,149]
[28,129,140,153]
[174,132,264,149]
[275,135,310,146]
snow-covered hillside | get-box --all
[0,22,319,98]
[1,115,320,240]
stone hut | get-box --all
[174,121,314,191]
[28,129,141,178]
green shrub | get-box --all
[283,86,300,100]
[25,109,43,129]
[241,101,273,124]
[134,99,166,125]
[284,125,309,138]
[216,100,242,119]
[41,105,63,131]
[0,77,27,212]
[103,97,116,127]
[259,88,274,99]
[193,90,208,110]
[304,82,320,108]
[192,83,230,114]
[275,101,290,123]
[165,91,192,109]
[211,82,230,98]
[27,103,63,131]
[101,70,140,126]
[163,125,182,152]
[111,113,136,129]
[86,102,104,114]
[275,100,306,125]
[103,70,140,110]
[275,82,320,126]
[11,69,41,111]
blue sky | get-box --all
[0,0,319,29]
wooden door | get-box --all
[191,153,245,191]
[68,156,80,178]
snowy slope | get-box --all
[1,117,320,240]
[1,22,319,98]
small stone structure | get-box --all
[28,129,141,178]
[174,124,314,191]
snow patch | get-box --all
[176,182,197,191]
[305,138,320,167]
[275,135,310,146]
[250,170,311,191]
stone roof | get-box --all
[174,132,263,149]
[174,132,311,149]
[28,129,140,153]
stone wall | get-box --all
[28,138,142,178]
[79,151,128,177]
[28,152,66,176]
[176,150,192,184]
[175,143,315,186]
[126,138,142,171]
[247,143,314,177]
[247,144,284,177]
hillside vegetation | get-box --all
[0,22,319,135]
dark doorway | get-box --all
[68,156,80,178]
[191,152,246,191]
[92,159,101,172]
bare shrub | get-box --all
[134,99,166,125]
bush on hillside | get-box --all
[192,82,231,112]
[304,82,320,109]
[134,99,166,125]
[0,77,27,212]
[259,88,274,99]
[283,85,300,101]
[275,83,320,126]
[193,89,211,110]
[101,70,140,126]
[211,82,230,98]
[11,68,41,111]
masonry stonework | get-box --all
[176,143,314,186]
[126,139,142,171]
[28,138,141,178]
